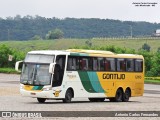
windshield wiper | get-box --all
[23,80,31,85]
[33,80,44,86]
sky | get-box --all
[0,0,160,23]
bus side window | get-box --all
[88,58,93,70]
[135,59,143,72]
[98,58,104,71]
[67,57,78,71]
[80,58,88,70]
[104,60,110,71]
[67,57,72,70]
[93,58,98,71]
[126,59,134,72]
[105,58,115,71]
[117,58,126,71]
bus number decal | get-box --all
[135,75,142,79]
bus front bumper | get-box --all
[20,89,64,99]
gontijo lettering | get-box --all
[103,73,125,80]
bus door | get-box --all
[52,55,66,87]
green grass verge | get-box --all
[144,79,160,84]
[0,68,20,74]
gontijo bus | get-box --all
[15,49,144,103]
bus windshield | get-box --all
[20,63,51,86]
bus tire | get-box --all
[122,89,131,102]
[37,98,46,103]
[115,88,123,102]
[63,89,73,103]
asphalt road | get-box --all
[0,73,160,120]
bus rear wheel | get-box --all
[63,89,73,103]
[115,89,123,102]
[37,98,46,103]
[122,89,131,102]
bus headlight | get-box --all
[42,87,52,91]
[20,85,24,89]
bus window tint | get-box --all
[67,57,78,70]
[88,58,93,70]
[126,59,134,72]
[135,59,143,72]
[98,58,104,71]
[105,58,115,71]
[93,58,98,71]
[117,59,126,71]
[80,58,88,70]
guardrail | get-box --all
[92,37,160,40]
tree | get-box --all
[138,50,153,76]
[85,40,92,47]
[157,47,160,53]
[31,35,42,40]
[46,28,64,39]
[148,52,160,76]
[141,43,151,52]
[0,45,13,67]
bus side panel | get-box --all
[63,62,144,99]
[63,71,107,98]
[97,72,144,98]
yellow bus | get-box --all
[15,49,144,103]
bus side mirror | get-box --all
[15,61,23,72]
[49,63,56,74]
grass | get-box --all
[145,77,160,84]
[0,38,160,52]
[0,68,20,74]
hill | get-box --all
[0,15,160,40]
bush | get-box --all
[0,44,25,68]
[46,28,64,39]
[141,43,151,52]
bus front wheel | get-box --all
[63,89,73,103]
[37,98,46,103]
